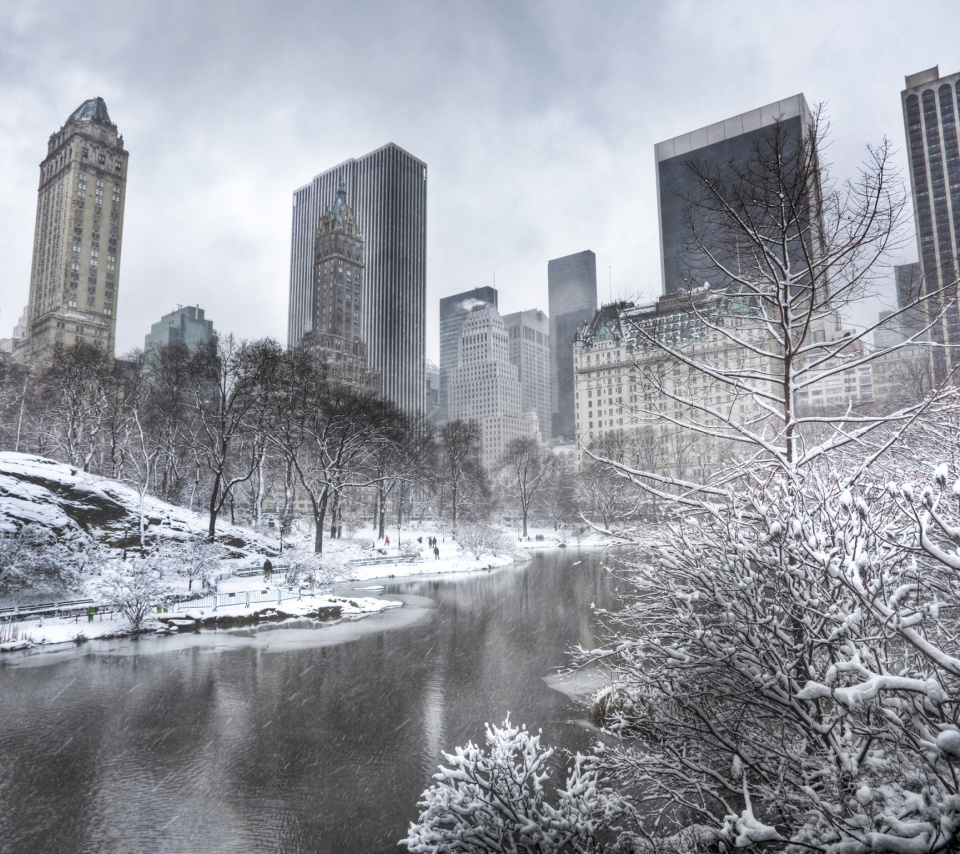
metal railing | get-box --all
[173,586,316,613]
[0,599,96,621]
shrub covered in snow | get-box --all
[402,717,619,854]
[456,522,511,560]
[578,465,960,853]
[0,524,83,595]
[92,554,174,631]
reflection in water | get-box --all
[0,549,617,854]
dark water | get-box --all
[0,549,617,854]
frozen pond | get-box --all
[0,548,618,853]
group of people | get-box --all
[416,535,441,560]
[383,534,440,560]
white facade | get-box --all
[502,308,550,442]
[448,304,531,470]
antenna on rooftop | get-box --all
[609,266,612,303]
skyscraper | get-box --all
[15,97,129,366]
[438,286,498,422]
[502,308,551,441]
[548,250,597,439]
[448,303,531,470]
[901,66,960,371]
[144,305,215,352]
[655,94,813,296]
[290,143,426,414]
[298,181,377,390]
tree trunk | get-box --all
[253,447,265,527]
[313,491,329,553]
[284,458,295,517]
[207,470,222,540]
[377,487,386,539]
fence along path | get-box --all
[0,585,318,623]
[173,585,318,612]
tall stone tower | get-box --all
[15,97,129,366]
[502,308,551,442]
[438,286,498,422]
[300,181,377,389]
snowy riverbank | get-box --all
[0,523,597,652]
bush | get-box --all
[456,522,510,560]
[93,554,173,631]
[402,717,618,853]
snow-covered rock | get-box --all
[0,452,279,558]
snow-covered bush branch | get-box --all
[456,521,511,560]
[93,554,174,631]
[580,465,960,853]
[402,717,619,854]
[0,524,82,595]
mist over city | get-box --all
[3,2,960,853]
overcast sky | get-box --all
[1,0,958,361]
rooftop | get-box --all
[67,97,113,126]
[655,93,809,162]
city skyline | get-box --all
[1,2,959,363]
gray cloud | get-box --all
[1,0,957,359]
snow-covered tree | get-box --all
[436,419,491,525]
[171,539,224,591]
[267,366,403,554]
[456,521,510,560]
[42,341,113,472]
[565,118,960,853]
[94,554,173,631]
[587,114,952,506]
[186,335,278,539]
[402,717,618,854]
[577,459,960,853]
[0,524,81,595]
[500,437,555,538]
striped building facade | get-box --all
[902,66,960,374]
[289,143,427,415]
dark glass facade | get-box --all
[655,96,812,297]
[548,250,597,439]
[658,118,804,295]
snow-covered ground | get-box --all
[1,453,596,652]
[0,592,402,650]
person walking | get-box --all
[433,546,440,560]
